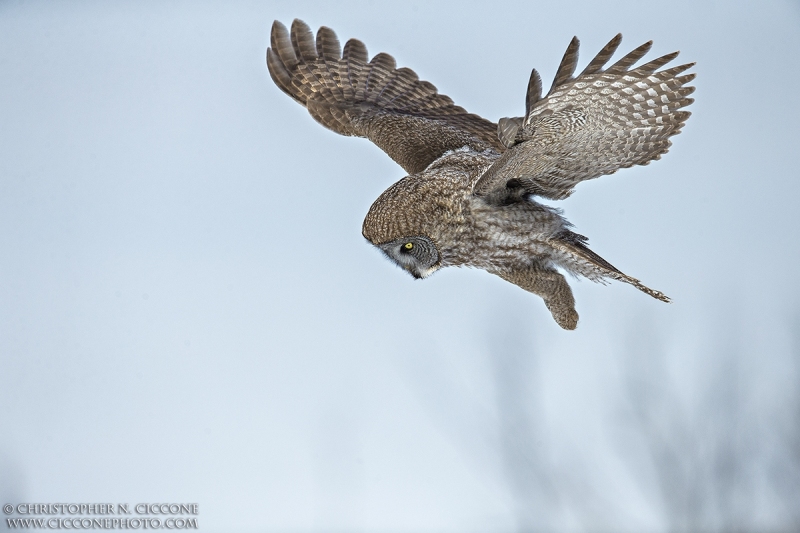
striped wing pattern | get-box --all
[474,34,695,200]
[267,20,504,174]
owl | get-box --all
[267,19,694,329]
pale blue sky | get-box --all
[1,1,799,531]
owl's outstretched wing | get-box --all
[473,35,695,202]
[267,19,504,174]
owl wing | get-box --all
[267,20,505,175]
[472,35,695,201]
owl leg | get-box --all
[495,266,579,330]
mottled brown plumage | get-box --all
[266,19,695,329]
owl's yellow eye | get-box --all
[404,242,414,250]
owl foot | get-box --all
[549,306,579,330]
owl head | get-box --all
[362,175,453,279]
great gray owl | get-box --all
[267,19,694,330]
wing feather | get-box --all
[267,19,504,174]
[291,19,318,62]
[605,40,652,74]
[633,51,679,74]
[548,37,580,94]
[474,35,695,201]
[315,26,341,61]
[525,68,543,114]
[580,34,621,76]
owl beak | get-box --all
[404,265,423,279]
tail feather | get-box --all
[554,232,670,303]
